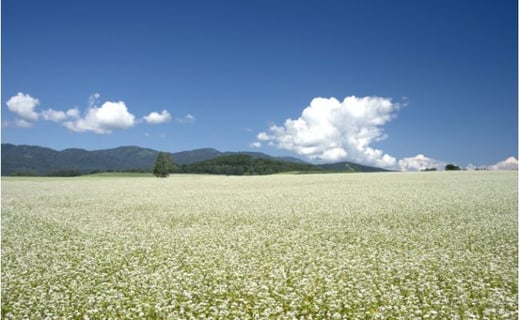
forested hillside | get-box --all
[1,144,389,176]
[177,154,320,175]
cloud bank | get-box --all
[4,92,193,134]
[255,96,401,167]
[488,157,518,170]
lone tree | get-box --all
[445,164,461,171]
[153,152,176,177]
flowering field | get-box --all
[2,171,517,319]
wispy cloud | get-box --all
[175,113,196,124]
[15,119,34,128]
[88,92,100,108]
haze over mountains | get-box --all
[1,144,389,176]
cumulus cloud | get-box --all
[5,92,40,121]
[488,157,518,170]
[255,96,401,167]
[4,92,192,135]
[249,141,262,148]
[143,110,171,124]
[63,101,136,134]
[398,154,447,171]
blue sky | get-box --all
[2,0,518,169]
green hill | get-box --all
[177,154,320,175]
[1,144,309,176]
[1,143,390,176]
[1,144,158,175]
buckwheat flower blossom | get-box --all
[1,171,517,318]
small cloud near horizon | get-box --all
[467,157,519,171]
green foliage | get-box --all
[153,152,176,177]
[46,169,82,177]
[177,154,319,175]
[445,164,461,171]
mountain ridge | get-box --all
[1,143,389,175]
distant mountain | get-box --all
[171,148,306,164]
[1,143,390,176]
[1,144,159,175]
[1,144,309,175]
[172,148,223,164]
[317,161,392,173]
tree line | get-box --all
[153,153,320,177]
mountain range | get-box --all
[1,143,390,175]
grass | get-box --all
[1,171,517,319]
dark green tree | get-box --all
[153,152,175,177]
[445,164,461,171]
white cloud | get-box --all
[63,101,135,134]
[398,154,447,171]
[255,96,400,166]
[143,110,171,124]
[175,113,196,124]
[5,92,40,121]
[3,92,195,134]
[249,141,262,148]
[467,157,518,170]
[13,119,33,128]
[66,108,80,118]
[41,109,67,122]
[257,132,270,141]
[88,92,101,108]
[41,108,79,122]
[488,157,518,170]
